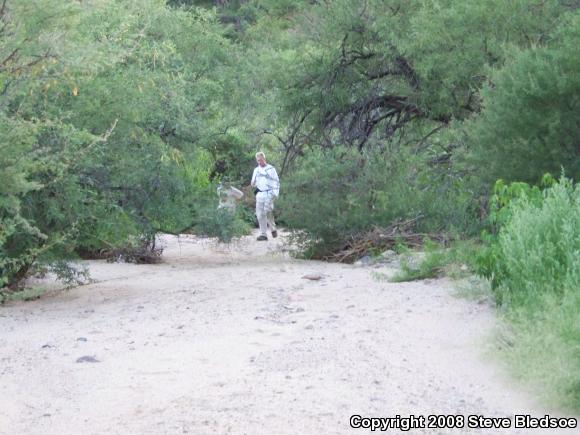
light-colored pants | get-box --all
[255,192,276,236]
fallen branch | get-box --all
[322,217,449,263]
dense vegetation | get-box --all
[1,0,578,410]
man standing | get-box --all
[251,151,280,241]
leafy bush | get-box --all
[477,176,577,305]
[476,176,549,293]
[280,146,478,258]
[466,14,580,184]
[494,178,579,304]
[0,1,229,288]
[195,205,251,243]
[390,241,447,282]
[391,239,480,282]
[502,290,580,410]
[477,176,580,408]
[0,287,46,304]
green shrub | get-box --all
[478,176,580,409]
[390,244,446,282]
[502,290,580,410]
[280,146,479,258]
[481,177,579,306]
[0,287,46,304]
[0,1,230,288]
[466,14,580,184]
[194,205,251,243]
[476,176,550,293]
[391,239,481,282]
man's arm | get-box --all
[270,167,280,197]
[251,167,257,187]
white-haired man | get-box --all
[251,151,280,241]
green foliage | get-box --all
[488,177,549,228]
[280,146,478,258]
[391,239,481,282]
[390,241,447,282]
[0,287,46,304]
[0,0,230,288]
[479,177,580,408]
[43,261,91,288]
[280,147,400,257]
[405,0,566,118]
[194,204,251,243]
[476,174,556,292]
[466,13,580,184]
[484,177,579,306]
[243,0,572,161]
[207,132,256,182]
[500,290,580,410]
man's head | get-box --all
[255,151,267,167]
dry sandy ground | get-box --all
[0,231,577,435]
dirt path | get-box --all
[0,232,576,434]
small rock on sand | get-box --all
[76,355,100,363]
[302,274,322,281]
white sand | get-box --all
[0,231,576,434]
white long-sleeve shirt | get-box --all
[251,164,280,197]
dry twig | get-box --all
[322,217,448,263]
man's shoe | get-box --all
[256,235,268,241]
[271,230,278,238]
